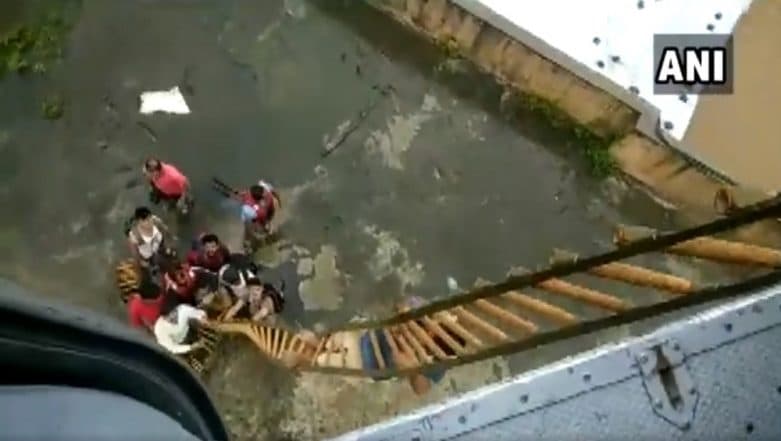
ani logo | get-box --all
[653,34,734,95]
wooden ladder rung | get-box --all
[408,320,449,360]
[615,224,781,267]
[382,328,401,357]
[398,323,432,363]
[421,316,467,356]
[590,261,694,294]
[537,278,627,312]
[311,335,330,366]
[553,248,693,294]
[454,306,509,342]
[473,299,538,335]
[248,326,267,352]
[264,326,273,352]
[275,331,289,359]
[503,291,578,325]
[289,335,304,354]
[268,329,279,359]
[393,327,424,365]
[435,311,483,350]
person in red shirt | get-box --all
[127,277,165,331]
[163,260,219,306]
[142,158,193,215]
[238,181,281,253]
[186,233,231,273]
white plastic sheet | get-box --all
[139,86,191,115]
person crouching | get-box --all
[153,293,209,355]
[245,278,285,325]
[187,233,231,273]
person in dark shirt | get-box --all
[186,233,231,272]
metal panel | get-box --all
[330,284,781,441]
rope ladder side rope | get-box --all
[161,195,781,378]
[111,194,781,378]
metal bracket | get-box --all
[633,339,699,430]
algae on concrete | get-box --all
[516,91,617,178]
[1,5,77,121]
[429,31,618,178]
[0,11,71,76]
[41,94,64,120]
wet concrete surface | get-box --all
[0,1,728,439]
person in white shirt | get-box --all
[125,206,174,272]
[153,294,208,355]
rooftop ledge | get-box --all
[367,0,780,243]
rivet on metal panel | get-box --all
[458,415,467,424]
[671,341,681,351]
[753,304,763,314]
[583,373,592,383]
[724,323,733,332]
[639,353,649,364]
[654,399,664,409]
[519,394,529,404]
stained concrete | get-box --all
[0,0,702,440]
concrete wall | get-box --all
[367,0,779,241]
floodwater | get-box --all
[0,1,710,439]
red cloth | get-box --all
[152,162,188,197]
[186,246,230,272]
[127,295,163,329]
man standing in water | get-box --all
[142,158,193,216]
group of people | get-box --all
[140,157,280,253]
[123,158,285,356]
[122,157,455,395]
